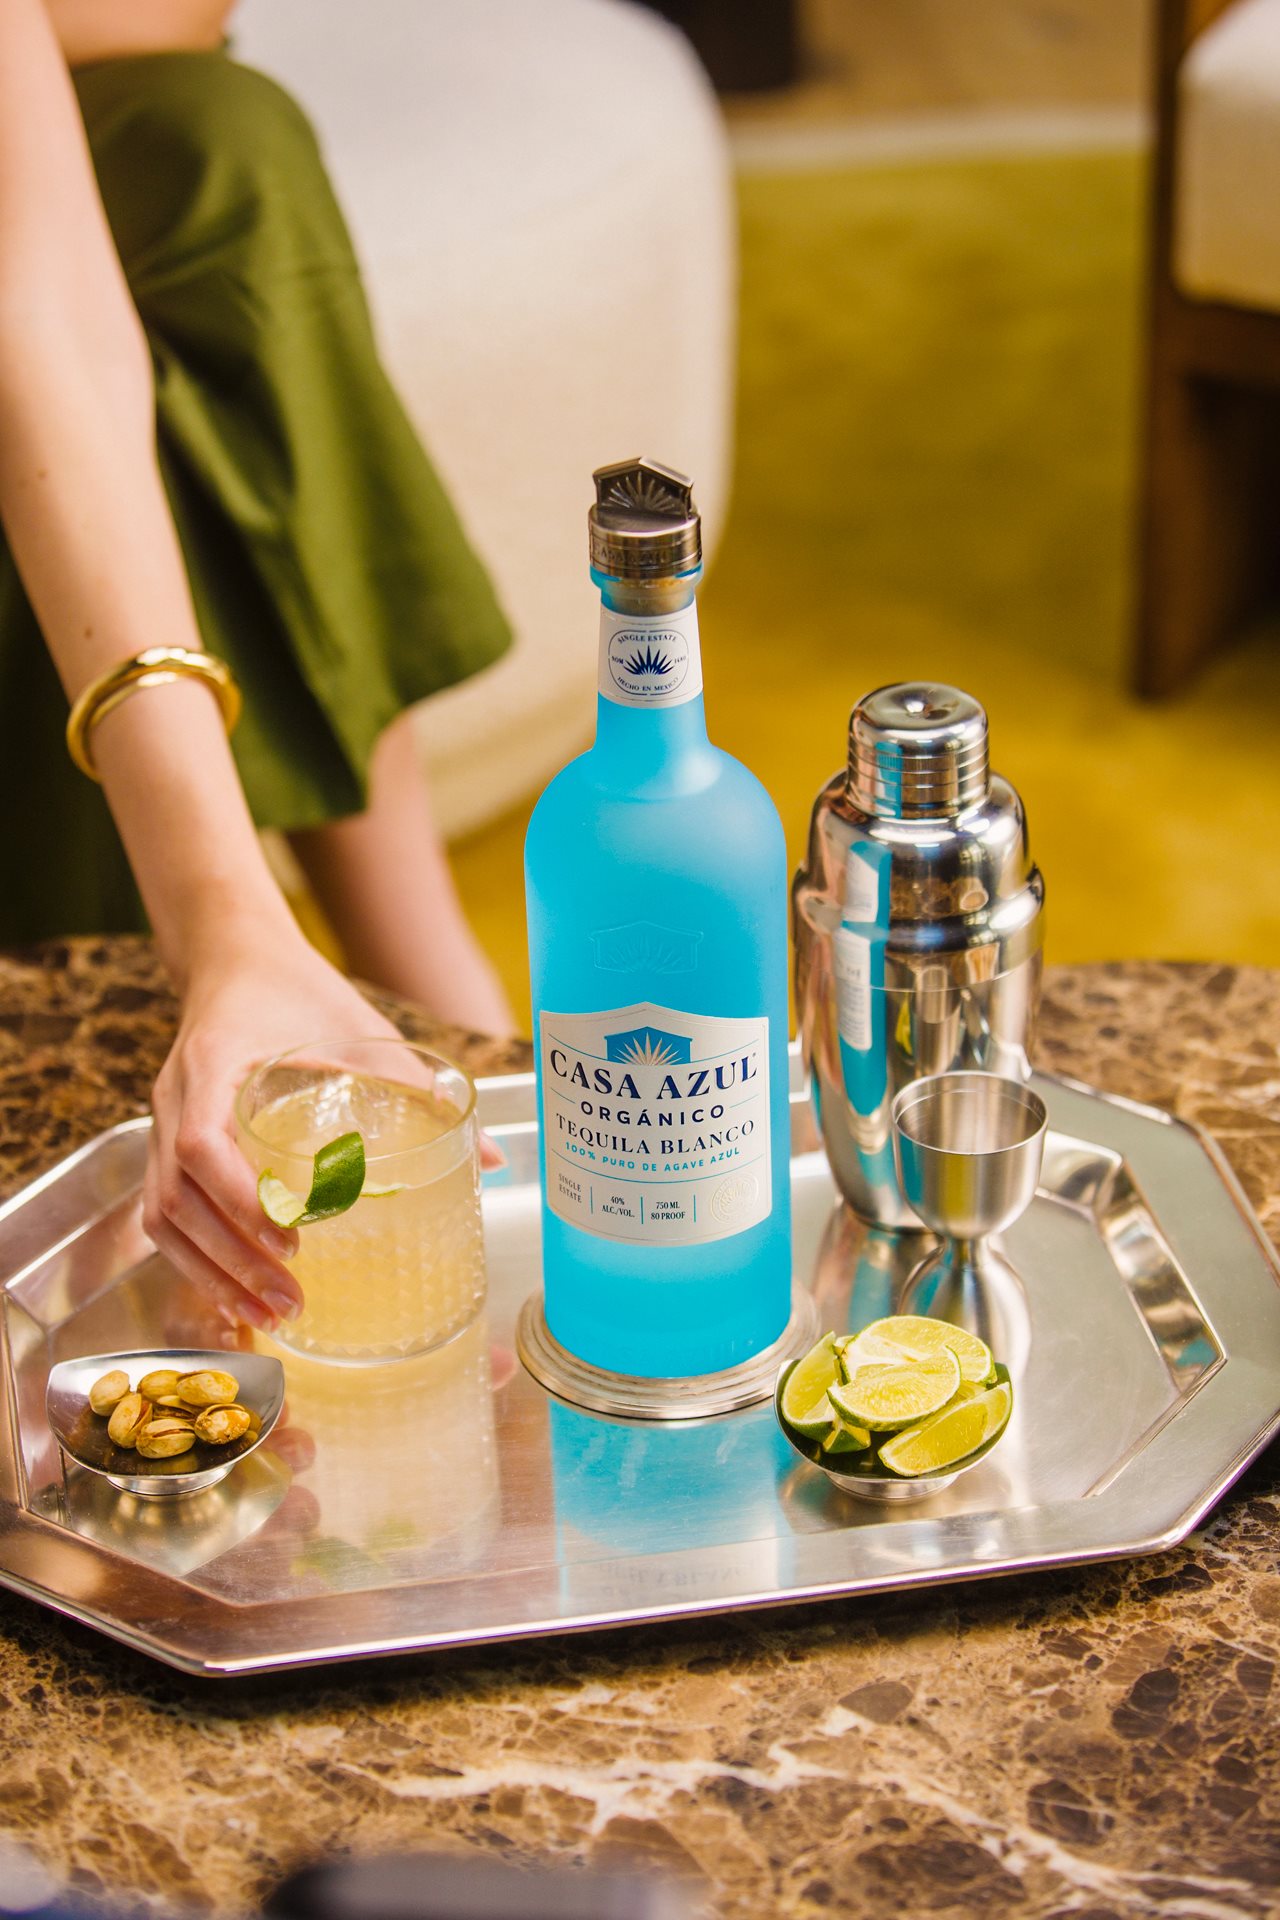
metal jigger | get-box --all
[891,1072,1046,1368]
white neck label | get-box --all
[598,605,703,709]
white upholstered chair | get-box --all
[1176,0,1280,311]
[1136,0,1280,694]
[234,0,736,833]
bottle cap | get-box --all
[589,458,702,579]
[848,683,990,818]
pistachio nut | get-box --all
[136,1418,196,1460]
[138,1369,182,1400]
[176,1369,240,1409]
[154,1394,188,1409]
[107,1392,152,1449]
[88,1370,130,1416]
[194,1404,252,1446]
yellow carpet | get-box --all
[451,148,1280,1033]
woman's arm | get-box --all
[0,1,288,988]
[46,1,232,67]
[0,0,401,1330]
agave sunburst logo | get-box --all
[605,1025,693,1066]
[591,922,702,975]
[599,468,687,517]
[621,643,673,678]
[605,622,692,702]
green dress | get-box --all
[0,47,511,939]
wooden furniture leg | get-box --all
[1137,357,1280,696]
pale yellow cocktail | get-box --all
[237,1040,484,1364]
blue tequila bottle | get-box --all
[524,459,792,1379]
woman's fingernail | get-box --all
[264,1289,301,1323]
[259,1227,294,1258]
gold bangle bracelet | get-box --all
[65,648,242,781]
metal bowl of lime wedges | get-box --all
[775,1318,1013,1503]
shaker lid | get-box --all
[588,457,702,579]
[848,683,990,818]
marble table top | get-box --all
[1,940,1278,1920]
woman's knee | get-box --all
[81,53,347,277]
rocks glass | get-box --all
[236,1038,485,1365]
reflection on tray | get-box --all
[549,1396,792,1568]
[778,1455,1017,1560]
[236,1312,501,1599]
[64,1450,292,1579]
[1042,1129,1222,1385]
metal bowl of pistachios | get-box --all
[46,1348,285,1499]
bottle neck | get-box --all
[593,567,709,767]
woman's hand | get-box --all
[142,923,404,1334]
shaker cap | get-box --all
[848,683,990,818]
[589,457,702,579]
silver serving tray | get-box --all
[1,1058,1278,1677]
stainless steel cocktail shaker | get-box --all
[793,684,1045,1229]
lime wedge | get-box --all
[257,1129,385,1229]
[779,1335,843,1439]
[845,1315,994,1387]
[835,1329,907,1377]
[256,1175,310,1229]
[829,1347,961,1432]
[821,1418,872,1454]
[878,1379,1013,1477]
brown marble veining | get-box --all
[0,938,534,1202]
[1,940,1279,1920]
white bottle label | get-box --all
[843,848,881,924]
[539,1001,770,1245]
[598,605,703,709]
[833,927,872,1052]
